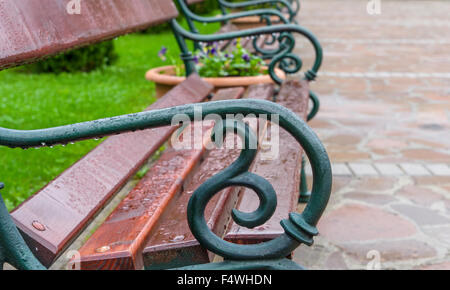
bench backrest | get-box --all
[0,0,178,70]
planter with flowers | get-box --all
[146,39,285,98]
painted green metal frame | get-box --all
[217,0,300,22]
[180,0,290,26]
[0,97,332,270]
[177,0,290,51]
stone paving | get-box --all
[292,0,450,269]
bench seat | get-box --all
[225,80,309,245]
[141,81,310,269]
[10,74,213,267]
[0,0,330,272]
[75,81,309,270]
[142,84,275,269]
[77,87,245,270]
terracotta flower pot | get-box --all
[230,14,290,30]
[145,65,285,98]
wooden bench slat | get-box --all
[142,84,275,269]
[78,145,208,270]
[11,74,213,267]
[224,80,310,244]
[0,0,179,70]
[78,87,245,270]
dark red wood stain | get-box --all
[11,75,213,267]
[78,146,206,270]
[79,88,246,270]
[224,80,310,244]
[0,0,178,70]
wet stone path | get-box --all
[293,0,450,269]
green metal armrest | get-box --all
[0,99,332,270]
[178,0,289,27]
[218,0,299,21]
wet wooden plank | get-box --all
[78,87,246,270]
[0,0,179,70]
[142,84,275,269]
[78,145,208,270]
[11,74,213,267]
[224,80,310,244]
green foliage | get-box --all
[196,39,267,77]
[27,41,118,73]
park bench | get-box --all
[216,0,300,29]
[0,0,331,271]
[181,0,295,53]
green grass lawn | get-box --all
[0,20,220,211]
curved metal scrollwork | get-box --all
[0,99,331,269]
[185,101,331,261]
[177,0,289,28]
[170,20,323,84]
[217,0,297,22]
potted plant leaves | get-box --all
[146,39,285,98]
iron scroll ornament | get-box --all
[217,0,298,22]
[170,19,323,84]
[171,19,323,121]
[0,99,331,269]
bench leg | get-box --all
[0,183,45,270]
[299,157,311,203]
[307,90,320,122]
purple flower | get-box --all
[242,54,250,62]
[193,55,199,64]
[212,47,219,55]
[158,46,167,61]
[225,53,233,59]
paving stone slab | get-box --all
[294,0,450,270]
